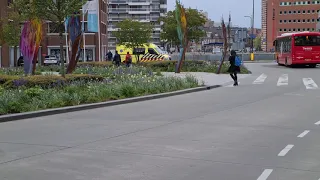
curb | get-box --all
[0,85,221,123]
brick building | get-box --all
[0,0,108,67]
[261,0,320,52]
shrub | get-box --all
[3,74,105,88]
[0,75,200,115]
[0,75,20,85]
[77,61,113,67]
[139,60,251,74]
[65,74,105,82]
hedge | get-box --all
[1,74,105,88]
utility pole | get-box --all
[251,0,254,53]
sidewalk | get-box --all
[162,72,251,86]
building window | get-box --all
[280,20,283,23]
[288,10,292,14]
[303,28,305,31]
[293,10,296,14]
[312,10,315,13]
[307,19,310,22]
[308,10,310,14]
[298,10,301,14]
[298,19,301,22]
[312,19,315,22]
[284,20,287,23]
[298,28,301,31]
[293,19,296,23]
[302,10,306,14]
[280,11,282,14]
[307,28,310,31]
[293,28,296,31]
[289,20,292,22]
[312,28,315,31]
[279,28,283,32]
[284,28,287,32]
[284,11,287,14]
[288,28,292,32]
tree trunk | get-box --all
[59,31,65,77]
[32,46,39,75]
[13,46,17,67]
[176,47,186,73]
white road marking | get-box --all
[253,74,268,84]
[277,74,288,86]
[278,144,294,156]
[257,169,273,180]
[315,121,320,125]
[297,130,310,138]
[303,78,318,89]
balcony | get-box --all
[128,8,151,14]
[128,0,151,6]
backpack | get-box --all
[235,56,242,66]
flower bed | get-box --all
[139,60,251,74]
[0,66,200,115]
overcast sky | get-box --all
[167,0,262,28]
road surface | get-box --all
[1,62,320,180]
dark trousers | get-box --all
[115,61,120,67]
[230,72,238,82]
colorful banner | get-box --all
[86,0,98,32]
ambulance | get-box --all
[116,43,172,63]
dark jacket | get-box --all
[113,53,121,62]
[227,51,240,73]
[107,52,113,59]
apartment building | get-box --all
[0,0,108,67]
[262,0,320,52]
[108,0,167,51]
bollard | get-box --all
[250,53,254,61]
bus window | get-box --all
[294,35,320,46]
[148,48,158,55]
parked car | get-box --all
[44,55,60,65]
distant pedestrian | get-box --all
[113,50,121,67]
[107,51,113,61]
[228,50,241,86]
[125,52,132,67]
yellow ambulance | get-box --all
[116,43,171,63]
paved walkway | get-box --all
[162,72,251,86]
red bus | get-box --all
[274,31,320,67]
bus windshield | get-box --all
[294,35,320,46]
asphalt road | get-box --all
[1,62,320,180]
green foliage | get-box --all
[140,60,252,74]
[0,10,25,46]
[159,9,207,45]
[113,19,153,62]
[254,37,262,51]
[0,75,199,115]
[2,74,104,88]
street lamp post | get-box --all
[245,15,254,60]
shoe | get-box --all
[235,81,239,86]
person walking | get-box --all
[107,51,113,61]
[113,51,121,67]
[124,52,132,67]
[227,50,241,86]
